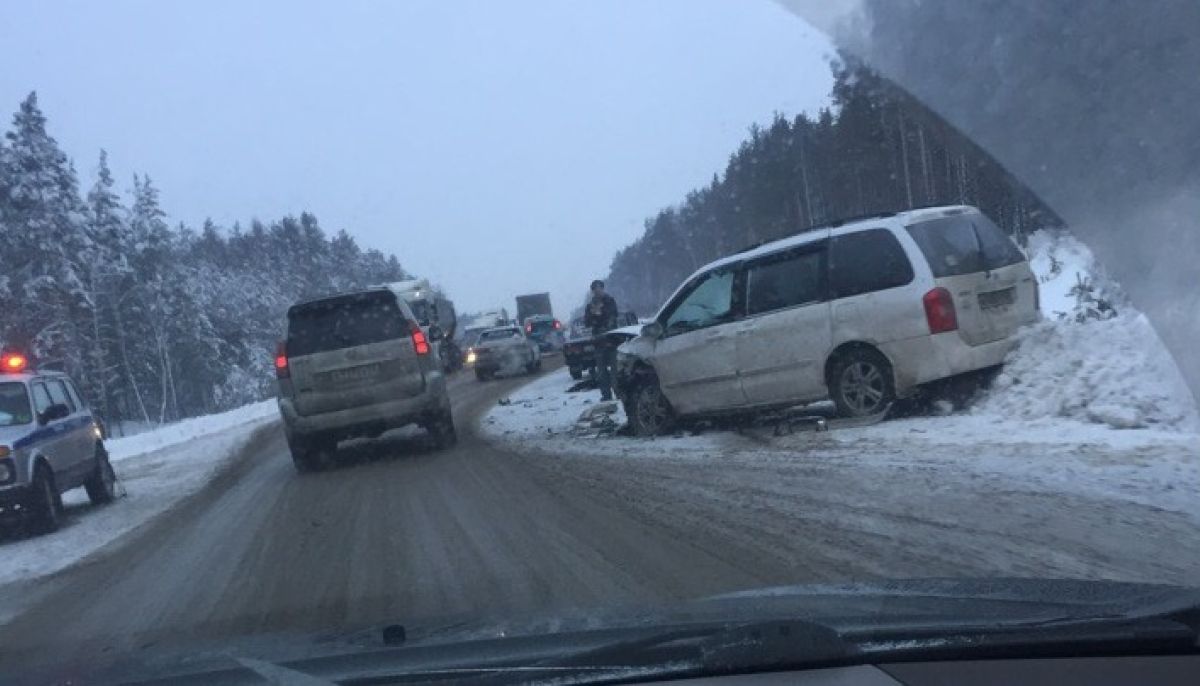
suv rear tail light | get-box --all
[525,323,533,334]
[923,287,958,334]
[411,323,431,355]
[274,342,290,379]
[552,320,562,330]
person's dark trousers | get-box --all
[595,344,617,401]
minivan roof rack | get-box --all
[735,211,897,254]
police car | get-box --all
[0,351,115,533]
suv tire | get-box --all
[568,366,583,380]
[424,409,457,450]
[29,464,61,534]
[288,433,329,473]
[829,348,895,418]
[626,375,676,437]
[84,443,117,505]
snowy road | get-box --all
[2,357,1199,673]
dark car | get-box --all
[523,315,565,352]
[563,311,638,380]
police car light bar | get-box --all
[1,353,28,373]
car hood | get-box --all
[0,424,34,445]
[66,578,1200,684]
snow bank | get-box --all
[106,400,277,460]
[976,316,1199,431]
[0,401,278,595]
[973,230,1200,431]
[483,368,1200,528]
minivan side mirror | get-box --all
[427,325,445,341]
[39,403,70,426]
[640,322,664,340]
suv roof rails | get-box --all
[735,211,898,254]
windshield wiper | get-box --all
[503,613,1200,685]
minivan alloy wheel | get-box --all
[839,360,886,415]
[633,381,673,436]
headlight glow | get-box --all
[466,350,477,364]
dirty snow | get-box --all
[0,400,278,593]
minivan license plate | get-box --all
[978,287,1016,310]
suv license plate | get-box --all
[326,363,381,384]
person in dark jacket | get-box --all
[584,279,619,400]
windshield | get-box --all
[3,1,1199,681]
[479,329,521,342]
[0,383,32,426]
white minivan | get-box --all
[614,206,1039,435]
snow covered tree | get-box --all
[0,93,423,423]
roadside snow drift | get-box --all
[0,400,278,591]
[979,230,1199,432]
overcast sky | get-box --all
[1,0,833,316]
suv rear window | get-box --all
[287,292,409,357]
[906,214,1025,278]
[829,228,915,298]
[0,383,31,426]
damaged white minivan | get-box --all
[614,205,1040,435]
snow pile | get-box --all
[1025,229,1120,318]
[973,230,1199,431]
[483,376,629,442]
[106,400,277,458]
[976,316,1199,431]
[0,400,278,596]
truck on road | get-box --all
[515,293,552,325]
[376,279,461,372]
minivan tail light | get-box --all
[411,323,431,355]
[923,287,958,334]
[274,342,290,379]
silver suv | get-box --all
[276,288,456,472]
[0,355,115,532]
[615,205,1039,435]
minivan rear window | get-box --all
[906,215,1025,278]
[287,292,409,357]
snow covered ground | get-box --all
[0,400,278,591]
[482,230,1200,535]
